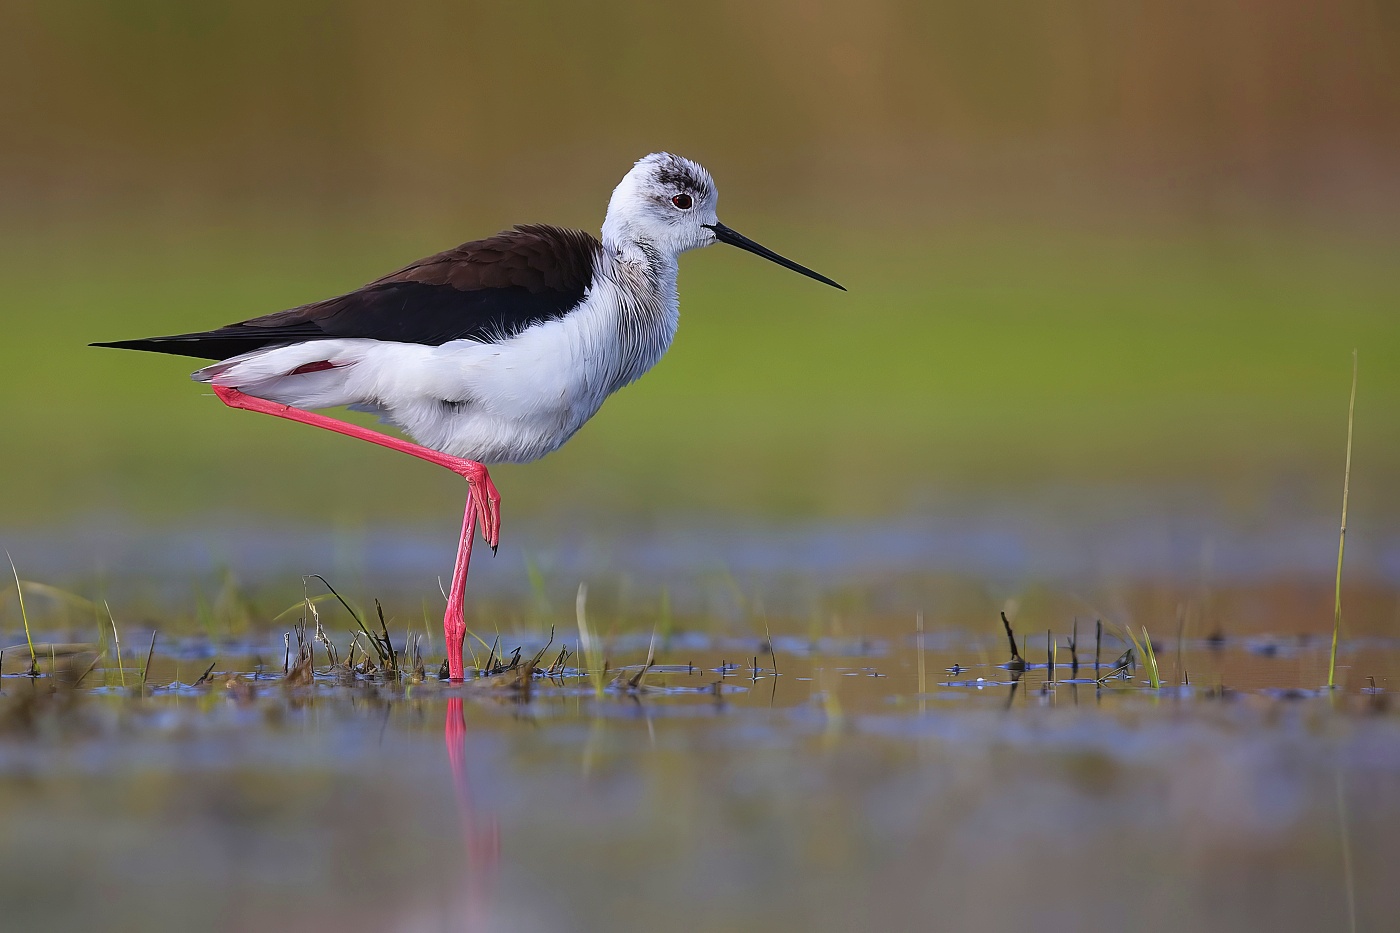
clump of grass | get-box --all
[482,657,537,700]
[449,626,559,693]
[1142,629,1162,689]
[300,575,420,679]
[478,639,524,677]
[284,621,314,687]
[271,575,440,681]
[407,634,426,680]
[1329,350,1357,690]
[542,642,573,681]
[1122,626,1162,689]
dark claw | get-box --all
[491,543,498,556]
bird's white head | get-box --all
[602,152,719,256]
[602,152,844,290]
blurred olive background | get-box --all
[2,0,1398,534]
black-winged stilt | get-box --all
[93,152,844,681]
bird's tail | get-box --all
[192,341,367,411]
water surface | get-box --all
[1,606,1395,932]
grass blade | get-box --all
[1329,349,1357,689]
[1139,626,1161,689]
[915,612,925,697]
[999,611,1025,670]
[141,629,158,689]
[576,583,605,698]
[5,551,37,672]
[105,600,126,689]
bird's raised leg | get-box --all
[211,385,500,680]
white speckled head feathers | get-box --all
[601,152,720,258]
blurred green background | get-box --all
[2,0,1398,529]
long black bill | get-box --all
[705,222,845,290]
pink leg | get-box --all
[444,490,476,681]
[212,385,498,681]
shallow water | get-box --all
[12,482,1400,592]
[3,491,1398,932]
[1,610,1396,933]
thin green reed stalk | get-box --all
[6,552,36,671]
[106,600,126,688]
[576,583,605,698]
[1329,350,1357,689]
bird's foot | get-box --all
[445,457,501,552]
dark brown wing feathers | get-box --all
[376,224,599,292]
[92,224,602,361]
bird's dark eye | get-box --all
[671,193,693,210]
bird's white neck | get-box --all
[600,227,679,294]
[589,232,681,393]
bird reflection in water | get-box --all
[445,697,501,928]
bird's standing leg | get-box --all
[211,385,500,681]
[444,491,476,681]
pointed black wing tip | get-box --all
[90,338,169,351]
[87,337,226,361]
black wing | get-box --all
[92,224,602,361]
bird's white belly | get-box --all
[301,339,567,467]
[390,327,616,464]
